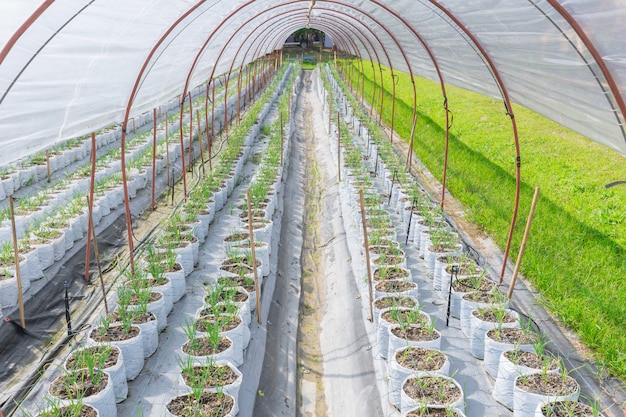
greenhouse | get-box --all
[1,1,625,416]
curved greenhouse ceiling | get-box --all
[1,0,625,165]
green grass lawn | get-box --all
[342,60,626,379]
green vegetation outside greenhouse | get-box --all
[341,59,626,380]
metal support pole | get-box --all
[64,281,72,336]
[188,91,194,173]
[446,265,459,326]
[388,169,397,205]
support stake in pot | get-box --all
[151,108,157,210]
[46,150,51,183]
[446,265,459,326]
[196,111,205,177]
[165,111,171,188]
[329,91,333,133]
[8,195,25,329]
[87,196,109,315]
[246,189,262,325]
[405,196,418,245]
[359,189,374,322]
[85,132,97,282]
[388,169,398,205]
[507,187,540,299]
[337,111,341,182]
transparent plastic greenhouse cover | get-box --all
[1,0,625,166]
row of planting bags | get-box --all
[0,71,253,317]
[23,66,295,416]
[321,65,591,417]
[159,67,298,416]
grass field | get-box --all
[341,60,626,379]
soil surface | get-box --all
[49,369,109,399]
[516,373,579,396]
[166,392,234,417]
[487,327,538,345]
[396,347,447,372]
[182,336,232,356]
[390,326,440,342]
[374,296,417,310]
[402,375,462,405]
[181,363,238,388]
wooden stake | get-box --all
[151,108,157,210]
[246,190,262,324]
[280,112,284,166]
[237,69,242,125]
[85,133,96,282]
[329,91,333,133]
[358,189,374,322]
[87,196,109,315]
[211,82,216,146]
[196,111,205,177]
[8,195,26,329]
[337,111,341,182]
[165,111,171,188]
[507,187,540,299]
[46,150,51,183]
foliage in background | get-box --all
[340,60,626,379]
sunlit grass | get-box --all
[342,60,626,379]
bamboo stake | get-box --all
[87,196,109,315]
[208,130,213,172]
[196,111,205,177]
[358,189,374,322]
[507,187,540,299]
[8,195,26,329]
[224,76,229,141]
[165,111,171,188]
[205,83,211,153]
[237,69,242,125]
[280,112,284,166]
[337,111,341,182]
[85,132,96,282]
[211,82,216,146]
[246,190,262,324]
[178,99,188,198]
[46,150,51,183]
[329,91,333,133]
[151,108,157,210]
